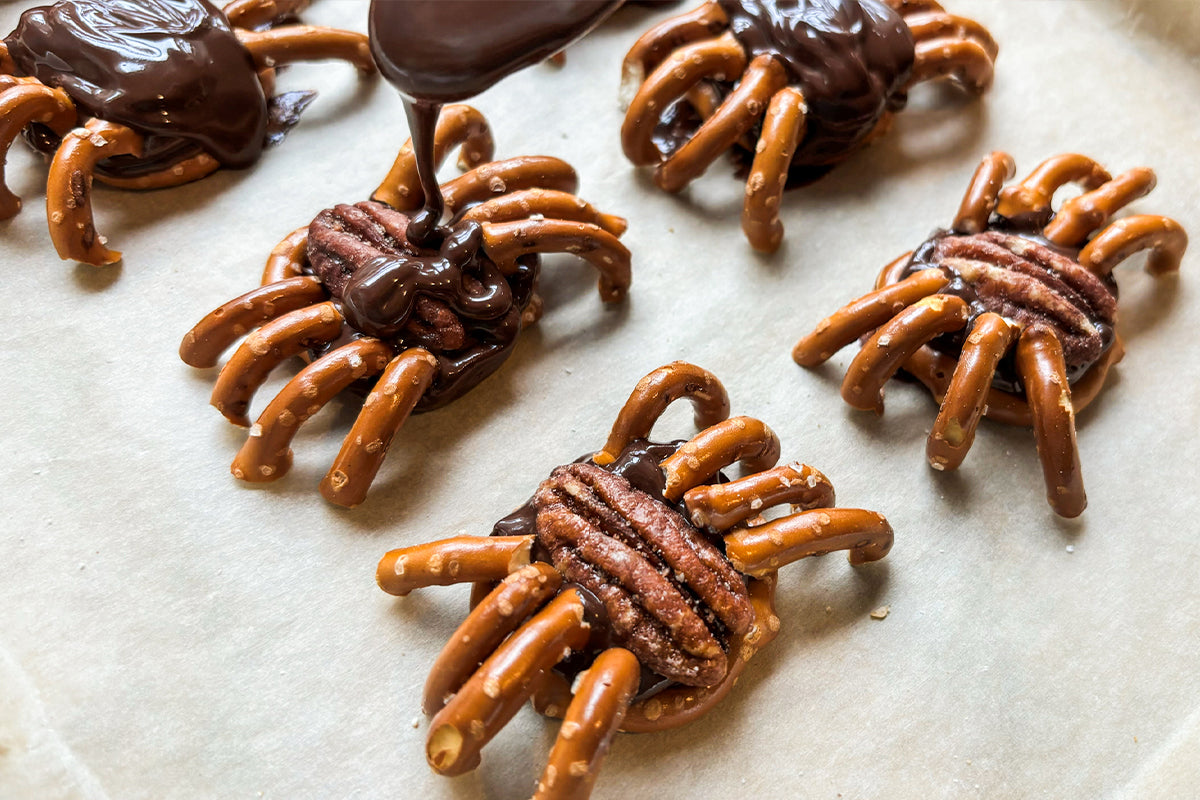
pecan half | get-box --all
[908,230,1118,383]
[534,463,753,687]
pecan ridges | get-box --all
[534,463,753,687]
[926,231,1117,374]
[306,201,411,299]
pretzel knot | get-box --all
[377,361,893,799]
[0,0,375,264]
[793,150,1188,518]
[619,0,997,252]
[180,104,631,508]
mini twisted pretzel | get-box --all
[1,0,375,265]
[620,0,996,252]
[378,362,893,798]
[792,150,1187,517]
[183,103,630,507]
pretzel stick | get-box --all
[1079,214,1188,277]
[655,55,787,193]
[1015,325,1086,518]
[377,535,535,596]
[426,590,590,776]
[622,32,749,166]
[93,151,220,190]
[741,86,806,253]
[620,1,728,107]
[441,156,579,217]
[883,0,948,15]
[952,151,1015,234]
[222,0,313,29]
[792,264,946,366]
[725,508,894,576]
[320,348,439,507]
[481,219,631,302]
[423,563,562,714]
[926,312,1017,471]
[902,334,1124,426]
[260,226,310,284]
[996,154,1111,219]
[592,362,729,466]
[905,11,998,59]
[661,416,781,501]
[231,338,392,482]
[684,463,835,530]
[841,294,969,413]
[234,26,374,73]
[1044,168,1157,247]
[534,647,640,800]
[373,104,493,211]
[0,42,14,75]
[0,84,76,218]
[619,574,778,733]
[180,276,326,368]
[460,189,627,237]
[46,119,143,265]
[211,302,344,426]
[909,37,994,93]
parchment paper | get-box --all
[2,2,1199,798]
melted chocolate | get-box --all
[5,0,268,174]
[304,201,536,411]
[902,226,1118,392]
[367,0,623,245]
[652,0,912,178]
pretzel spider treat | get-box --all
[181,104,631,508]
[793,151,1188,517]
[0,0,375,265]
[379,362,893,800]
[619,0,996,252]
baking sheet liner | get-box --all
[2,1,1199,797]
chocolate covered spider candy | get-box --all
[793,151,1187,517]
[378,362,893,800]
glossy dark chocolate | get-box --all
[714,0,914,172]
[903,227,1118,392]
[367,0,622,244]
[305,201,536,411]
[5,0,268,173]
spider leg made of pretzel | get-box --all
[261,226,311,284]
[619,1,728,106]
[1015,324,1086,518]
[1043,168,1157,247]
[230,337,394,482]
[593,361,730,466]
[0,42,14,74]
[743,86,806,252]
[480,217,632,303]
[440,155,579,217]
[839,294,970,414]
[0,81,75,219]
[46,119,144,265]
[896,1,997,93]
[234,26,374,74]
[660,416,782,501]
[621,32,749,168]
[994,153,1111,219]
[221,0,313,30]
[372,104,494,211]
[180,275,327,367]
[683,462,835,530]
[926,312,1018,470]
[1080,214,1188,277]
[952,151,1016,234]
[459,189,628,237]
[427,589,592,776]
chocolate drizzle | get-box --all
[903,226,1118,391]
[304,201,535,410]
[5,0,269,175]
[367,0,623,246]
